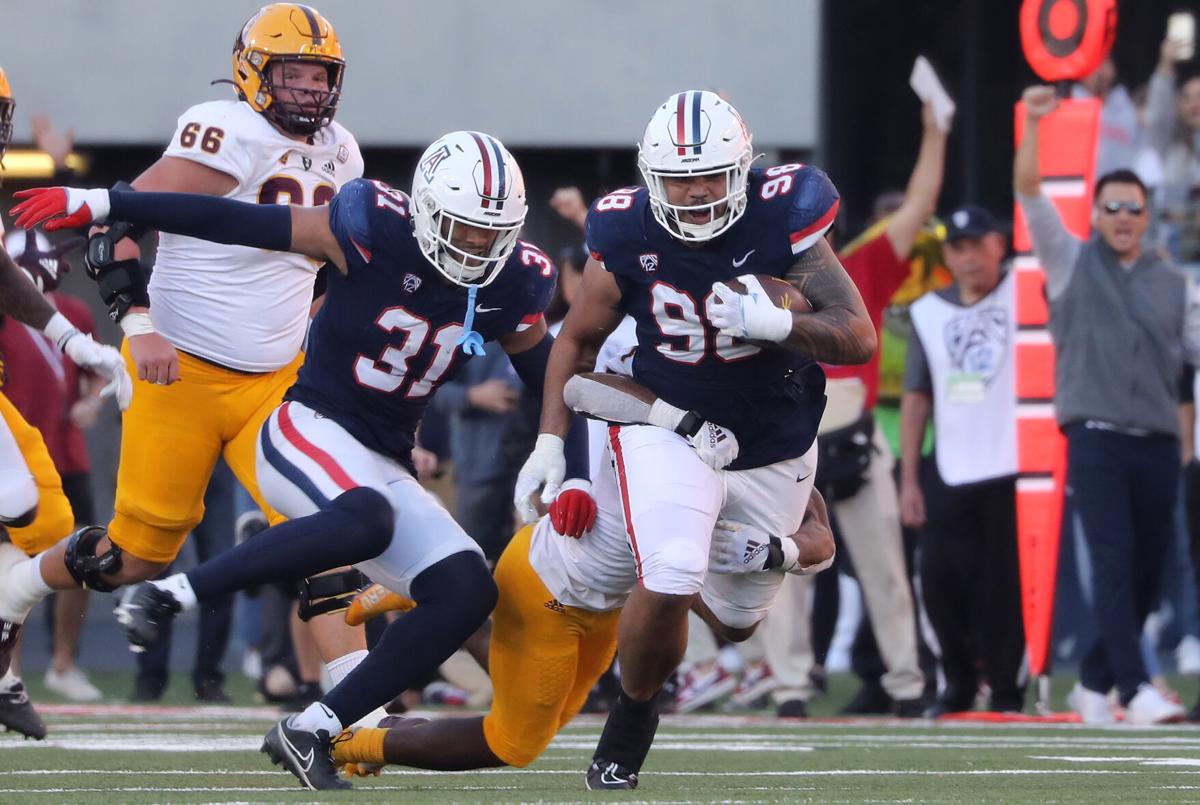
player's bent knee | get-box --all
[413,551,497,623]
[63,525,125,592]
[482,714,554,768]
[711,620,759,643]
[330,487,394,560]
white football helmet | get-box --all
[638,90,754,242]
[411,131,527,287]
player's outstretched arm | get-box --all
[707,487,835,578]
[780,238,876,364]
[0,242,132,407]
[563,372,739,470]
[10,186,347,272]
[513,258,623,522]
[0,241,56,329]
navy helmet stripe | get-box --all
[260,419,331,509]
[486,135,506,199]
[295,4,324,44]
[691,90,703,154]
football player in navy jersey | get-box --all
[515,91,877,789]
[12,130,594,790]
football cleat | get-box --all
[113,582,181,652]
[262,717,351,790]
[344,582,416,627]
[586,759,639,790]
[0,676,47,740]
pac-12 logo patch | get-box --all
[420,144,452,182]
[402,273,422,294]
[639,253,659,272]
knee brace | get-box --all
[297,569,368,621]
[64,525,123,592]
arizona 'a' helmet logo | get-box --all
[420,144,452,182]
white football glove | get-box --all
[709,520,781,574]
[687,420,740,470]
[514,433,566,524]
[44,313,133,410]
[709,274,794,343]
[646,399,740,470]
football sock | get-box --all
[321,551,496,727]
[290,701,342,735]
[0,669,20,692]
[0,546,51,623]
[592,690,661,772]
[186,487,393,601]
[325,649,369,687]
[331,726,388,766]
[324,650,389,728]
[150,573,198,610]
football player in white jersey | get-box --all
[0,5,369,683]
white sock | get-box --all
[0,547,52,622]
[288,701,342,735]
[324,649,368,687]
[0,669,19,691]
[324,650,388,728]
[150,573,198,610]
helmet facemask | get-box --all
[0,96,14,164]
[639,153,753,242]
[256,55,343,137]
[413,189,524,288]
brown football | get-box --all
[722,274,812,313]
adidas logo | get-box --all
[742,539,768,566]
[544,599,565,613]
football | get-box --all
[721,274,812,313]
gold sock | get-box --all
[332,726,387,765]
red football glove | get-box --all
[548,479,597,539]
[11,187,111,231]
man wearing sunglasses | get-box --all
[1016,84,1200,725]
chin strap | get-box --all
[456,284,486,356]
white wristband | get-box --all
[43,311,79,349]
[778,537,801,572]
[647,398,687,432]
[120,311,157,338]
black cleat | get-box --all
[114,582,181,652]
[586,759,639,790]
[261,717,351,790]
[0,678,47,740]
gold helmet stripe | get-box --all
[295,4,324,45]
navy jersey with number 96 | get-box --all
[286,178,556,468]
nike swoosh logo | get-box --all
[282,729,315,771]
[475,305,502,313]
[796,472,812,483]
[732,249,755,268]
[600,768,626,786]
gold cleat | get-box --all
[344,582,417,627]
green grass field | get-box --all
[4,673,1200,803]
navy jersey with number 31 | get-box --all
[585,165,838,470]
[287,178,556,467]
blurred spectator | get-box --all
[1017,84,1200,725]
[1072,58,1141,177]
[0,228,102,702]
[549,186,590,232]
[900,205,1025,717]
[814,99,948,718]
[429,341,523,561]
[1144,31,1200,270]
[132,460,236,703]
